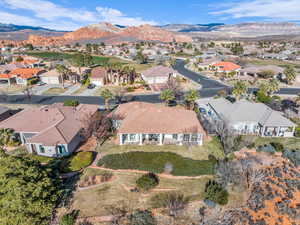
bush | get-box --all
[101,171,113,182]
[129,210,157,225]
[98,152,216,176]
[136,173,159,191]
[257,144,276,154]
[204,180,229,205]
[295,126,300,137]
[150,192,189,216]
[63,100,79,107]
[283,149,300,167]
[27,77,39,85]
[61,151,94,172]
[59,211,78,225]
[256,91,272,103]
[270,142,284,152]
[127,86,135,92]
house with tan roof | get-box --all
[111,102,205,146]
[40,69,63,85]
[90,67,107,86]
[141,66,177,84]
[0,103,99,157]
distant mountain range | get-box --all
[1,22,300,44]
[0,23,65,32]
[159,23,225,32]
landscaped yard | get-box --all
[98,151,216,176]
[70,168,212,218]
[43,87,66,95]
[252,137,300,150]
[99,137,225,161]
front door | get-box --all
[31,144,37,154]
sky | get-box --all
[0,0,300,31]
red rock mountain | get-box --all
[2,22,192,46]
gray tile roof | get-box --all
[208,99,295,127]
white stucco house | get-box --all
[197,98,296,137]
[141,66,177,84]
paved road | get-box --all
[1,59,300,106]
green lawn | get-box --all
[98,151,216,176]
[252,137,300,150]
[60,151,95,173]
[243,58,300,68]
[99,137,225,161]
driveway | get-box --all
[63,84,81,95]
[79,87,99,96]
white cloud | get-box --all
[212,0,300,21]
[0,0,158,30]
[96,7,158,26]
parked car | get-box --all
[87,84,96,89]
[36,81,46,86]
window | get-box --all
[172,134,178,140]
[39,145,45,153]
[149,134,159,141]
[183,134,190,142]
[129,134,136,142]
[57,145,66,154]
[191,134,198,142]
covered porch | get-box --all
[119,133,203,146]
[260,126,295,137]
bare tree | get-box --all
[22,86,34,100]
[105,201,131,225]
[166,77,183,99]
[80,112,112,147]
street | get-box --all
[0,59,300,106]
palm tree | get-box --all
[0,128,18,146]
[284,65,296,85]
[268,79,280,95]
[100,88,114,111]
[160,89,175,106]
[232,81,248,100]
[184,89,200,110]
[55,64,67,88]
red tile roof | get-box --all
[91,67,107,79]
[0,74,12,79]
[9,68,44,79]
[213,61,241,71]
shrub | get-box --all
[256,91,272,103]
[270,142,284,152]
[63,100,79,107]
[101,171,113,182]
[27,77,39,85]
[295,126,300,137]
[136,173,159,191]
[150,192,189,216]
[61,151,94,172]
[97,152,216,176]
[127,86,135,92]
[283,149,300,167]
[257,144,276,154]
[59,211,78,225]
[204,180,229,205]
[129,210,157,225]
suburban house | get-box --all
[0,103,99,157]
[90,67,107,86]
[197,98,296,137]
[110,102,205,146]
[0,73,15,85]
[141,66,177,84]
[9,68,45,85]
[212,62,241,73]
[239,65,284,78]
[40,69,63,85]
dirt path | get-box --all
[88,165,212,180]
